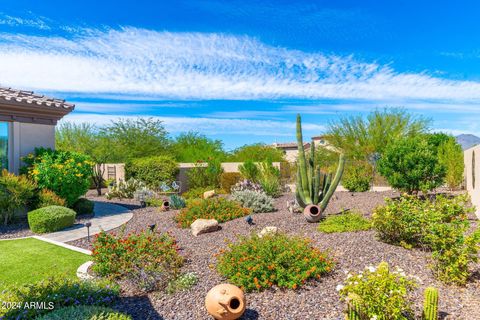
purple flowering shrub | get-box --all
[231,179,263,193]
[0,277,119,319]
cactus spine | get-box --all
[423,287,438,320]
[295,114,345,212]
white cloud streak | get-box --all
[2,27,480,102]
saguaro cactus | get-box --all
[296,114,345,222]
[423,287,439,320]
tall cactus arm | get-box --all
[319,153,345,211]
[313,168,321,204]
[296,168,308,208]
[296,114,312,204]
[423,287,439,320]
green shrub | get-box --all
[37,306,131,320]
[342,161,372,192]
[337,262,416,320]
[92,230,184,292]
[28,206,76,233]
[238,160,260,182]
[377,135,445,194]
[217,233,334,292]
[0,169,36,225]
[166,272,198,294]
[438,137,464,189]
[230,190,275,213]
[0,277,119,320]
[372,194,480,285]
[182,186,214,200]
[72,198,95,215]
[220,172,241,193]
[257,161,282,197]
[175,197,251,228]
[36,189,66,208]
[125,155,178,189]
[318,212,371,233]
[23,148,94,206]
[106,178,146,199]
[187,160,223,189]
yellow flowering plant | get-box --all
[22,148,93,207]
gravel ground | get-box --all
[68,190,480,320]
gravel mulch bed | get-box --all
[67,190,480,320]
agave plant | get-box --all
[296,114,345,222]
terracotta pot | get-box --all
[205,283,246,320]
[303,204,322,223]
[162,200,170,211]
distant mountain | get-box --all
[456,134,480,150]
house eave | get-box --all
[0,101,74,125]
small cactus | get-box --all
[345,293,363,320]
[423,287,439,320]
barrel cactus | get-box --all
[423,287,438,320]
[296,114,345,222]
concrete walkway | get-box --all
[40,201,132,243]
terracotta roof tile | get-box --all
[0,86,75,110]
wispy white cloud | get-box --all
[63,114,324,137]
[2,27,480,103]
[0,13,51,30]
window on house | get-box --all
[0,122,8,171]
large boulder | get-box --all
[258,226,278,238]
[191,219,219,236]
[203,190,216,199]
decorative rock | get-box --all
[191,219,219,236]
[203,190,216,199]
[205,283,246,320]
[258,226,278,238]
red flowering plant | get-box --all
[91,229,184,291]
[216,233,334,292]
[175,197,251,228]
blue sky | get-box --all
[1,1,480,149]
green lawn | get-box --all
[0,238,90,286]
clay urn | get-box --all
[303,204,322,223]
[205,283,246,320]
[162,200,170,211]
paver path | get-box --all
[40,201,132,243]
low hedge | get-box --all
[38,306,131,320]
[72,198,95,215]
[28,206,76,233]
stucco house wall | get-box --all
[464,144,480,217]
[9,122,56,173]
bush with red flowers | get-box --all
[91,230,184,291]
[216,233,334,292]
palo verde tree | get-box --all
[56,122,111,195]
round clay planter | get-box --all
[205,283,246,320]
[303,204,322,223]
[162,200,170,211]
